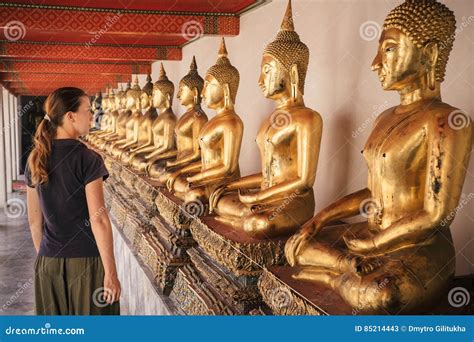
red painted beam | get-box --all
[0,41,181,62]
[0,5,240,45]
[0,60,151,75]
[1,73,130,83]
[4,0,258,13]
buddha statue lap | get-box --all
[284,0,473,314]
[166,38,244,205]
[209,0,323,240]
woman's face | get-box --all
[72,96,93,136]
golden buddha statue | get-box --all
[145,56,208,183]
[121,73,158,165]
[209,0,322,239]
[109,77,144,159]
[101,82,133,152]
[89,87,114,145]
[285,0,473,314]
[128,63,177,173]
[166,38,243,205]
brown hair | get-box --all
[28,87,87,186]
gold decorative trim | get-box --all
[170,266,235,315]
[258,269,322,316]
[189,219,286,277]
[154,191,193,232]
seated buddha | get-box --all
[146,56,208,183]
[209,0,322,239]
[102,82,133,153]
[109,77,145,159]
[91,88,119,146]
[285,0,473,314]
[121,74,158,165]
[88,88,111,144]
[128,64,177,173]
[166,38,244,205]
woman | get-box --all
[25,87,121,315]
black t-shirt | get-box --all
[25,139,109,258]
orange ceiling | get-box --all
[0,0,266,96]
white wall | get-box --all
[132,0,473,275]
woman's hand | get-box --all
[103,273,121,304]
[285,220,319,267]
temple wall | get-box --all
[126,0,473,275]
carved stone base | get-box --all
[259,266,474,315]
[170,247,265,315]
[122,211,149,253]
[134,174,162,205]
[138,215,193,295]
[189,216,287,277]
[154,190,195,231]
[121,166,139,191]
[258,266,345,315]
[109,194,129,231]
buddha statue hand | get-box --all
[285,218,320,267]
[166,171,180,192]
[343,235,378,255]
[209,184,229,213]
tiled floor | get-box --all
[0,191,36,315]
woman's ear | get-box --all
[66,111,75,122]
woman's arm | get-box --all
[26,187,43,253]
[85,178,121,304]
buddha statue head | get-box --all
[372,0,456,94]
[121,79,131,109]
[260,0,309,101]
[114,84,125,111]
[152,63,174,110]
[202,38,240,110]
[125,76,142,111]
[178,56,204,108]
[141,73,154,111]
[108,87,116,112]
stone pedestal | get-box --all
[169,214,288,314]
[258,266,349,315]
[138,215,195,295]
[259,266,474,315]
[170,247,262,315]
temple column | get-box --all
[0,87,8,207]
[2,89,12,193]
[9,94,17,182]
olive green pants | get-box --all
[34,256,120,315]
